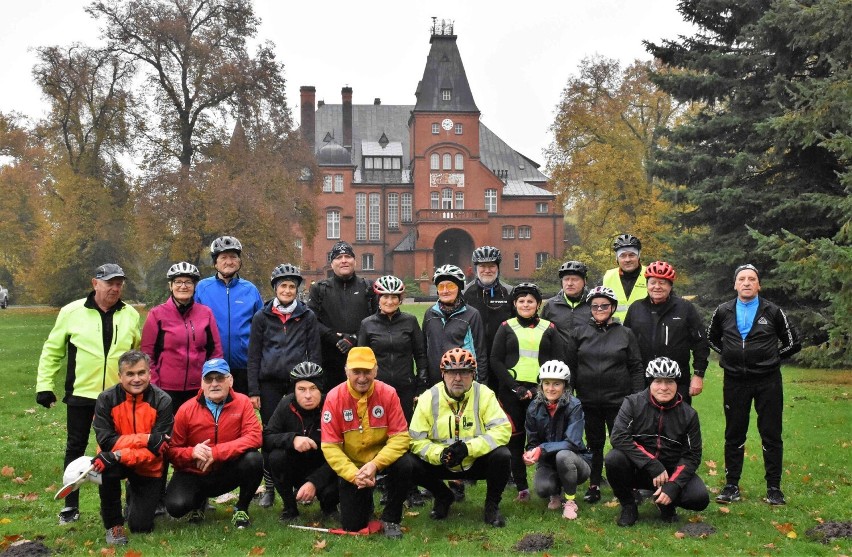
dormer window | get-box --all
[441,89,452,101]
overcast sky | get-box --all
[0,0,696,168]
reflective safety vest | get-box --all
[507,317,551,383]
[602,266,647,323]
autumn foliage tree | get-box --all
[546,57,690,280]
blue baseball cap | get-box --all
[202,358,231,378]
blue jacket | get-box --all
[422,300,488,386]
[195,275,263,369]
[525,390,591,463]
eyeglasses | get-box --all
[443,370,474,378]
[172,280,195,288]
[203,374,229,383]
[590,303,612,311]
[437,283,459,292]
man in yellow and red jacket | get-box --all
[91,350,173,545]
[321,347,413,539]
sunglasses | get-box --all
[590,303,612,311]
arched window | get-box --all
[430,153,440,170]
[454,154,463,170]
[442,153,452,170]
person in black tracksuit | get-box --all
[541,260,592,346]
[605,357,709,526]
[358,275,428,423]
[623,261,709,405]
[264,362,338,521]
[463,246,514,391]
[707,264,800,506]
[308,242,377,388]
[565,286,644,504]
[247,264,321,508]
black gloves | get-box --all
[440,441,469,468]
[336,334,356,354]
[513,385,538,400]
[91,451,121,473]
[36,391,57,408]
[147,432,171,457]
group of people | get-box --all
[34,232,801,544]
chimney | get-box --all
[342,86,353,150]
[317,100,324,107]
[374,98,381,105]
[300,86,316,150]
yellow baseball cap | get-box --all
[346,346,377,369]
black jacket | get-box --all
[623,295,710,384]
[262,393,335,488]
[358,310,428,390]
[610,389,702,501]
[247,300,321,396]
[463,281,514,355]
[565,321,645,407]
[422,299,488,386]
[541,290,591,345]
[490,315,565,391]
[707,297,801,379]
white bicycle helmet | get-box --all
[645,357,681,379]
[167,261,200,281]
[210,236,243,262]
[63,456,102,486]
[373,275,405,296]
[433,264,466,288]
[538,360,571,384]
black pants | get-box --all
[99,465,164,532]
[338,453,414,532]
[268,449,338,514]
[411,446,511,507]
[64,403,96,510]
[165,451,263,516]
[605,449,709,511]
[258,381,289,485]
[498,387,533,491]
[582,404,621,486]
[163,389,196,418]
[230,367,249,396]
[723,373,784,487]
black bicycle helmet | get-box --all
[612,234,641,252]
[270,263,303,288]
[471,246,502,265]
[558,260,588,279]
[512,282,542,303]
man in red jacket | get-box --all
[165,358,263,529]
[91,350,173,545]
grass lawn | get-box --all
[0,306,850,556]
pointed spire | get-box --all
[414,20,478,113]
[230,119,248,150]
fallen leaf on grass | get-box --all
[22,492,38,502]
[313,539,327,550]
[2,535,23,550]
[786,531,798,539]
[772,521,795,535]
[688,515,704,523]
[255,531,266,537]
[603,500,619,508]
[11,477,27,485]
[124,550,143,557]
[707,469,718,476]
[704,460,716,468]
[248,547,265,555]
[44,483,57,493]
[674,532,686,539]
[802,474,812,483]
[214,492,237,504]
[405,511,420,517]
[100,547,116,556]
[763,543,777,549]
[24,408,36,415]
[0,518,11,524]
[1,466,13,477]
[718,507,730,514]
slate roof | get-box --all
[503,180,554,197]
[414,34,479,113]
[362,141,403,157]
[479,123,548,183]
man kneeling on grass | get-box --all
[91,350,173,545]
[165,358,263,529]
[605,357,709,526]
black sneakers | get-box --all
[617,503,638,527]
[382,521,403,539]
[765,487,786,506]
[658,503,679,523]
[483,503,507,527]
[58,507,80,525]
[583,485,601,503]
[715,484,741,504]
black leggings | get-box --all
[165,451,263,516]
[99,466,164,532]
[605,448,709,510]
[64,403,96,510]
[582,404,621,486]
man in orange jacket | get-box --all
[91,350,174,545]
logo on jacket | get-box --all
[758,317,769,325]
[322,410,332,423]
[372,405,385,418]
[343,409,354,422]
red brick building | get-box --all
[298,22,563,293]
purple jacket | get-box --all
[141,297,223,392]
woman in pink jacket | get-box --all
[141,262,223,414]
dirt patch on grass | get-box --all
[677,523,717,538]
[806,521,852,543]
[513,533,554,552]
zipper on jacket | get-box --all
[226,285,231,367]
[184,319,191,391]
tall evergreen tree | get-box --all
[646,0,850,361]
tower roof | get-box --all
[414,25,478,113]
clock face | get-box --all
[441,118,454,131]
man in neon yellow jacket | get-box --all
[36,264,141,525]
[409,348,511,527]
[602,233,647,322]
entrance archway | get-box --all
[433,229,474,272]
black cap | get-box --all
[328,241,355,262]
[95,264,126,280]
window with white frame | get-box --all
[485,189,497,213]
[294,238,303,258]
[323,175,332,192]
[430,192,440,209]
[536,252,549,269]
[362,253,374,271]
[369,193,381,240]
[326,210,340,239]
[432,123,440,134]
[518,226,531,239]
[430,153,440,170]
[536,202,548,213]
[502,226,515,239]
[455,191,464,209]
[442,153,452,170]
[454,154,463,170]
[334,174,344,192]
[401,193,413,222]
[364,157,373,169]
[455,123,463,135]
[441,89,452,101]
[514,253,520,271]
[355,193,367,241]
[387,193,399,229]
[442,188,453,210]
